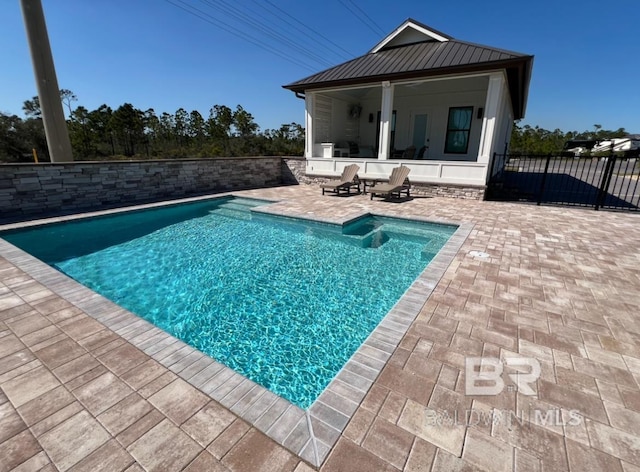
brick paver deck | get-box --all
[1,184,639,471]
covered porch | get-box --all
[303,72,513,186]
[283,18,533,189]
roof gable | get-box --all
[369,18,451,53]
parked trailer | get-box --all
[591,136,640,157]
[560,139,598,157]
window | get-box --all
[444,107,473,154]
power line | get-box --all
[196,0,335,68]
[337,0,385,36]
[254,0,355,61]
[345,0,385,35]
[164,0,319,72]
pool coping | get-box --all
[0,193,473,467]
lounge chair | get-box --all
[320,164,361,196]
[347,141,360,157]
[402,146,416,159]
[369,165,411,200]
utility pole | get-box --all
[20,0,73,162]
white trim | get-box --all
[392,72,493,87]
[378,82,394,160]
[305,157,487,186]
[304,94,314,158]
[370,20,449,54]
[302,83,381,95]
[302,70,500,95]
[477,72,506,168]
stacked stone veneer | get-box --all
[305,173,485,200]
[0,157,282,220]
[281,157,306,185]
[408,182,486,200]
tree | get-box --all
[5,93,312,161]
[264,122,305,155]
[0,112,50,162]
[232,105,259,156]
[22,96,41,118]
[159,112,175,147]
[60,89,78,117]
[110,103,144,156]
[207,105,233,156]
[188,110,205,140]
[69,106,94,158]
[233,105,258,138]
[89,105,114,156]
[0,113,29,161]
[174,108,188,149]
[22,89,78,118]
[143,108,161,156]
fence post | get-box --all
[486,152,498,200]
[537,154,552,205]
[491,152,496,178]
[595,153,616,210]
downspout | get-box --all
[295,92,305,100]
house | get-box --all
[282,19,533,197]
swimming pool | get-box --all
[2,197,457,408]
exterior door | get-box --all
[411,112,429,157]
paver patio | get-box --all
[1,183,639,471]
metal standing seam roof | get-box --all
[283,38,534,119]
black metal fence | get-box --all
[487,153,640,211]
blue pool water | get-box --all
[2,197,456,408]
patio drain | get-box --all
[469,250,490,258]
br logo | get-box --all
[465,357,541,396]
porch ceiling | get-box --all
[317,75,488,103]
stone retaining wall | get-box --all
[0,156,486,222]
[0,157,282,220]
[281,157,306,185]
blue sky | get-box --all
[1,0,638,134]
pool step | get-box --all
[207,198,267,220]
[227,198,266,208]
[380,222,444,239]
[343,228,389,249]
[214,202,255,212]
[209,205,253,220]
[224,198,265,208]
[209,210,252,220]
[345,224,449,251]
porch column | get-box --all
[377,81,394,160]
[477,72,505,165]
[304,93,314,158]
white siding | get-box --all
[313,95,332,143]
